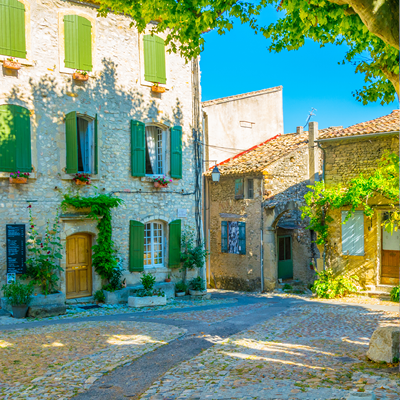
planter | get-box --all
[12,305,28,319]
[74,179,90,185]
[154,181,160,188]
[128,295,166,308]
[73,72,89,81]
[3,60,21,70]
[151,85,166,93]
[165,278,171,283]
[189,289,207,296]
[9,177,27,184]
[176,291,185,297]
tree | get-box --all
[96,0,399,104]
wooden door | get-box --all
[381,228,400,285]
[278,235,293,280]
[66,234,92,299]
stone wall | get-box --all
[0,0,200,295]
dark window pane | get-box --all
[285,237,291,260]
[278,237,285,260]
[248,179,254,199]
[145,142,153,174]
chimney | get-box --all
[296,126,303,135]
[308,122,319,184]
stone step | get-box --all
[66,296,95,304]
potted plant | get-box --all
[189,276,207,296]
[165,273,171,283]
[72,173,91,185]
[153,175,172,188]
[73,69,89,81]
[2,280,34,318]
[151,82,166,93]
[175,281,188,297]
[128,272,166,307]
[9,171,30,184]
[94,289,106,304]
[3,57,21,70]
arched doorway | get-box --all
[66,233,92,299]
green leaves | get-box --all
[311,269,358,298]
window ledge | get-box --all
[59,66,95,78]
[0,56,34,67]
[143,266,168,273]
[60,173,100,181]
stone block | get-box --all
[27,304,67,318]
[367,326,399,363]
[1,291,65,312]
[128,295,166,308]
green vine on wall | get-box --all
[61,194,124,281]
[301,152,399,245]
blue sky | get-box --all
[199,7,398,134]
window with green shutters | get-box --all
[129,220,144,272]
[221,221,246,255]
[0,0,26,59]
[143,34,166,84]
[0,104,31,172]
[64,15,92,71]
[168,219,181,268]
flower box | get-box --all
[3,60,21,70]
[75,179,90,185]
[151,85,166,93]
[73,72,89,81]
[154,181,168,188]
[128,295,166,308]
[9,177,27,184]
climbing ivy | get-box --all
[301,152,399,245]
[61,194,124,282]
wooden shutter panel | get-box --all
[341,211,353,255]
[143,34,157,83]
[0,104,16,172]
[129,220,144,272]
[0,0,26,58]
[65,111,78,174]
[342,211,364,255]
[131,120,145,177]
[169,219,181,268]
[14,105,31,172]
[94,114,98,174]
[170,126,182,179]
[221,221,228,253]
[78,16,92,71]
[238,222,246,255]
[235,179,244,199]
[353,212,364,255]
[154,35,166,84]
[64,15,79,69]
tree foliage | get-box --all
[96,0,399,104]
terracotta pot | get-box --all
[165,278,171,282]
[151,85,166,93]
[4,60,21,70]
[161,184,168,188]
[75,179,89,185]
[73,72,89,81]
[9,177,27,184]
[154,181,160,188]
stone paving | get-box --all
[0,320,185,399]
[139,304,400,400]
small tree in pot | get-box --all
[189,276,206,296]
[2,280,34,318]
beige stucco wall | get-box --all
[203,87,284,163]
[0,0,200,295]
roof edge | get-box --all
[318,130,399,142]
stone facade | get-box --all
[0,0,202,297]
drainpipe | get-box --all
[317,141,326,270]
[260,179,264,292]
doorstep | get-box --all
[66,296,95,305]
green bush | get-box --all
[189,276,205,291]
[175,281,188,293]
[311,269,358,299]
[2,280,34,306]
[390,285,399,302]
[282,284,293,290]
[141,272,156,291]
[94,290,106,303]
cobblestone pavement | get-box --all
[139,304,400,400]
[0,321,185,399]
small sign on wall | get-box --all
[177,209,187,218]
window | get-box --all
[65,112,98,174]
[143,34,166,84]
[278,236,291,261]
[0,0,26,59]
[145,126,165,175]
[247,179,254,199]
[64,15,92,71]
[0,104,31,172]
[221,221,246,255]
[144,222,164,268]
[235,179,244,199]
[341,211,364,255]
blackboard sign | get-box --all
[6,224,26,275]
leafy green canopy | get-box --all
[96,0,399,104]
[301,152,399,246]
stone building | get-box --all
[202,87,284,164]
[204,125,338,291]
[0,0,203,300]
[317,110,399,293]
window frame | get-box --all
[221,221,246,255]
[144,221,165,268]
[145,125,166,177]
[341,211,365,256]
[76,115,95,174]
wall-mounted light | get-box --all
[211,165,220,183]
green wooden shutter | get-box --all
[143,35,157,83]
[0,0,26,58]
[78,16,92,71]
[94,113,98,174]
[169,219,181,268]
[154,35,166,84]
[238,222,246,255]
[64,15,79,69]
[131,120,145,177]
[170,126,182,179]
[129,220,144,272]
[14,105,31,172]
[221,221,228,253]
[0,104,16,172]
[235,179,244,199]
[342,211,364,256]
[65,111,78,174]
